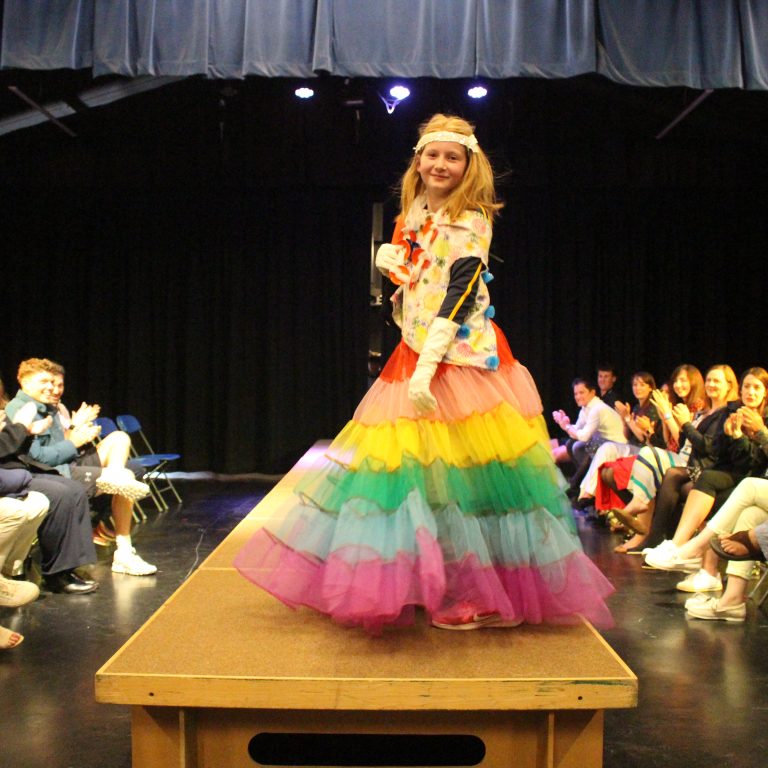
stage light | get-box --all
[294,87,314,99]
[380,84,411,115]
[468,85,488,99]
[389,85,410,101]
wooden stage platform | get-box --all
[95,442,637,768]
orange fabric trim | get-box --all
[380,322,516,383]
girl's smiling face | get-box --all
[416,142,467,208]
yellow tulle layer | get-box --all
[327,403,551,472]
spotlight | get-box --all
[389,85,410,101]
[467,85,488,99]
[380,84,410,115]
[294,87,314,99]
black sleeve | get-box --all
[0,423,32,460]
[683,406,729,463]
[436,257,485,324]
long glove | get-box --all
[375,243,406,275]
[408,317,459,415]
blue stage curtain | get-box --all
[740,0,768,89]
[2,0,768,89]
[1,0,94,70]
[312,0,476,77]
[476,0,596,78]
[596,0,743,89]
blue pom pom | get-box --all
[486,355,500,371]
[457,324,471,339]
[481,271,494,283]
[484,305,496,319]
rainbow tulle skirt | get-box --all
[235,327,614,634]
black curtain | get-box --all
[3,76,768,473]
[4,185,373,474]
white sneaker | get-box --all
[112,548,157,576]
[0,575,39,607]
[686,596,746,622]
[676,569,723,593]
[684,592,711,609]
[97,468,151,501]
[642,539,676,556]
[645,544,702,573]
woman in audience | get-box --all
[576,371,665,507]
[644,367,768,573]
[602,365,734,552]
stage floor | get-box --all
[1,462,767,767]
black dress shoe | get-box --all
[45,570,99,595]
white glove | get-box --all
[375,243,406,275]
[408,317,459,415]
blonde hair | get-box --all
[399,114,503,222]
[17,357,65,384]
[704,364,739,409]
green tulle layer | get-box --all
[296,441,573,528]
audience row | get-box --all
[1,358,157,649]
[554,362,768,623]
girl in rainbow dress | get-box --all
[235,114,614,634]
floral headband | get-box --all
[414,130,479,154]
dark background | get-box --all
[3,73,768,473]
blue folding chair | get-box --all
[115,414,182,510]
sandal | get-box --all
[0,625,24,650]
[710,530,766,562]
[610,508,649,535]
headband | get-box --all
[414,130,479,154]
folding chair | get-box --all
[93,416,152,520]
[749,561,768,610]
[115,414,182,510]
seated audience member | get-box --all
[0,464,48,649]
[599,365,729,551]
[577,371,665,508]
[645,367,768,570]
[6,359,156,577]
[0,374,8,408]
[672,477,768,620]
[0,467,47,597]
[596,363,624,408]
[611,365,738,552]
[1,405,98,594]
[552,378,626,496]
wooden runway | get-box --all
[96,442,637,768]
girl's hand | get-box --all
[672,403,691,425]
[614,401,630,419]
[375,243,406,274]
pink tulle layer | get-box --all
[235,527,615,635]
[355,358,544,424]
